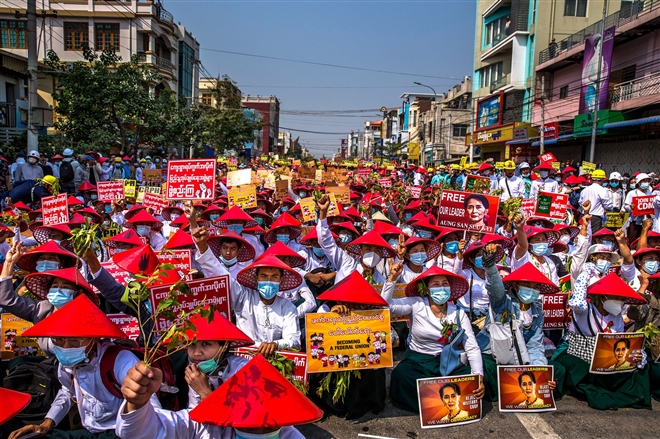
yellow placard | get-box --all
[124,179,137,198]
[299,197,317,223]
[306,160,316,167]
[2,313,45,360]
[146,186,161,195]
[264,173,276,190]
[315,169,323,182]
[551,162,561,171]
[408,142,420,160]
[495,162,505,169]
[305,309,393,373]
[143,169,162,184]
[137,186,146,203]
[227,169,252,187]
[327,193,339,217]
[582,161,596,174]
[228,186,257,209]
[275,179,288,200]
[460,156,467,167]
[326,186,350,205]
[605,212,629,229]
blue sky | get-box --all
[166,0,476,157]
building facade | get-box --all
[241,95,280,155]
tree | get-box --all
[45,47,161,156]
[202,75,264,155]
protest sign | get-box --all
[581,161,596,174]
[539,152,557,163]
[97,181,125,203]
[137,186,146,203]
[264,174,276,191]
[521,198,536,218]
[234,347,308,386]
[373,284,408,322]
[142,192,168,215]
[1,313,45,360]
[437,190,499,233]
[534,192,569,220]
[124,179,137,198]
[157,249,192,272]
[275,179,288,200]
[166,159,216,200]
[551,162,561,171]
[542,293,568,330]
[326,193,340,217]
[631,195,655,216]
[227,169,252,187]
[41,194,68,227]
[497,366,556,412]
[357,168,371,178]
[228,186,257,209]
[326,186,350,205]
[96,261,131,292]
[590,332,645,374]
[305,309,393,373]
[146,186,161,195]
[315,169,323,182]
[299,197,318,223]
[605,212,628,229]
[417,374,482,428]
[378,178,392,188]
[150,275,231,333]
[465,175,491,194]
[101,222,123,240]
[143,169,162,184]
[558,274,571,293]
[407,185,422,199]
[107,313,140,341]
[495,162,505,169]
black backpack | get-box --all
[3,356,62,422]
[60,160,75,182]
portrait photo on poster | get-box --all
[589,333,645,374]
[416,374,482,429]
[497,366,556,412]
[437,190,500,233]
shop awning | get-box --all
[603,115,660,129]
[505,138,538,145]
[531,134,574,147]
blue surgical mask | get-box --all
[197,357,219,374]
[254,217,264,226]
[595,259,611,274]
[429,286,451,305]
[630,183,636,189]
[227,224,243,234]
[387,238,398,250]
[105,205,113,213]
[37,260,60,273]
[312,247,325,258]
[281,206,289,212]
[276,234,290,244]
[474,256,484,269]
[600,240,614,251]
[540,171,549,179]
[209,214,220,221]
[220,255,237,266]
[53,344,89,367]
[409,252,427,266]
[339,232,352,244]
[610,181,619,188]
[517,286,540,304]
[299,191,307,198]
[90,194,98,200]
[445,241,459,255]
[531,243,548,256]
[47,287,75,308]
[170,213,180,221]
[136,225,151,237]
[415,230,433,239]
[235,429,281,439]
[404,213,413,221]
[257,281,280,300]
[644,260,659,275]
[640,182,650,190]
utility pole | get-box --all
[469,97,476,162]
[414,82,437,166]
[589,0,609,162]
[27,0,38,153]
[540,75,546,155]
[447,113,452,162]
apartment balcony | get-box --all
[137,52,174,73]
[155,4,173,23]
[611,72,660,110]
[481,30,529,62]
[490,74,511,93]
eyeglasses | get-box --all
[50,337,91,348]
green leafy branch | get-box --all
[317,370,361,404]
[636,323,659,350]
[70,218,100,257]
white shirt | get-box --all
[529,178,559,200]
[512,251,559,285]
[623,187,653,224]
[436,253,458,273]
[498,175,526,201]
[579,183,614,216]
[454,265,489,311]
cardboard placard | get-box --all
[417,374,482,428]
[275,179,288,200]
[136,186,146,203]
[304,309,393,373]
[149,275,231,333]
[495,162,505,169]
[41,194,69,227]
[521,198,536,218]
[464,175,491,194]
[604,212,629,229]
[407,185,422,199]
[631,195,655,216]
[542,292,569,330]
[539,152,557,163]
[534,192,569,220]
[234,347,308,386]
[142,192,168,216]
[378,178,392,188]
[326,186,350,205]
[497,366,556,412]
[1,313,45,359]
[437,190,500,233]
[228,186,257,209]
[264,174,276,191]
[97,181,125,203]
[589,332,645,374]
[299,197,318,223]
[581,161,596,174]
[107,313,140,341]
[124,179,137,198]
[157,249,192,272]
[315,169,323,182]
[357,168,371,178]
[143,169,162,184]
[166,159,216,200]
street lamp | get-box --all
[414,82,438,165]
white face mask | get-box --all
[559,234,571,245]
[602,299,624,316]
[362,251,381,268]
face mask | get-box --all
[170,213,179,221]
[257,281,280,300]
[209,214,219,221]
[539,171,549,179]
[429,286,451,305]
[281,206,289,212]
[53,240,62,246]
[557,234,571,245]
[235,429,280,439]
[404,213,412,221]
[197,357,219,374]
[409,252,427,266]
[47,287,75,308]
[531,243,548,256]
[115,164,122,169]
[473,256,484,269]
[141,164,146,168]
[28,157,38,165]
[521,172,530,177]
[339,232,352,244]
[630,183,636,189]
[136,225,151,237]
[254,217,264,226]
[595,259,611,273]
[483,170,491,177]
[276,234,290,244]
[517,286,540,304]
[600,240,614,251]
[555,176,562,182]
[53,344,90,367]
[445,241,459,255]
[644,260,659,274]
[602,299,624,316]
[640,183,650,190]
[362,252,381,268]
[37,260,60,273]
[220,255,237,266]
[312,247,325,258]
[90,194,98,200]
[415,230,433,239]
[299,191,307,198]
[610,182,619,188]
[387,238,398,250]
[105,205,113,213]
[602,183,609,188]
[227,224,243,235]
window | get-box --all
[485,16,508,46]
[201,94,213,106]
[453,124,468,137]
[480,62,503,88]
[0,20,27,49]
[95,23,120,51]
[412,111,417,128]
[178,41,194,98]
[564,0,587,17]
[559,85,569,99]
[64,23,88,51]
[622,65,636,82]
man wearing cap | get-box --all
[14,150,44,181]
[58,148,81,194]
[529,162,559,200]
[519,162,533,198]
[622,172,654,242]
[607,172,624,212]
[1,175,58,208]
[579,169,613,233]
[498,161,525,202]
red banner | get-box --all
[522,198,536,218]
[41,194,69,226]
[538,152,557,163]
[108,313,140,340]
[142,192,168,215]
[157,249,192,272]
[378,178,392,188]
[149,275,231,333]
[534,192,568,220]
[234,347,308,386]
[540,122,559,141]
[631,195,655,216]
[407,185,422,199]
[97,181,125,203]
[542,293,568,330]
[437,190,500,233]
[166,159,217,200]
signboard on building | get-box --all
[579,26,616,115]
[476,92,503,130]
[573,110,624,137]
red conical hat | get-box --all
[586,272,647,305]
[562,175,581,185]
[341,206,362,221]
[22,295,125,338]
[317,271,388,306]
[77,207,104,224]
[186,311,253,346]
[25,267,98,305]
[67,195,84,206]
[264,212,302,244]
[404,236,442,262]
[523,226,559,246]
[104,229,144,248]
[13,201,31,212]
[215,206,257,228]
[328,221,360,238]
[299,227,339,246]
[502,262,560,294]
[481,233,515,251]
[169,214,190,229]
[208,231,256,262]
[247,208,273,226]
[27,208,42,221]
[563,166,578,173]
[28,220,42,233]
[554,223,579,240]
[161,205,184,222]
[0,224,15,238]
[189,354,323,428]
[372,220,401,237]
[344,230,396,259]
[0,388,32,425]
[477,162,494,173]
[411,217,443,235]
[77,181,96,192]
[255,241,305,268]
[533,161,555,172]
[404,266,469,301]
[526,216,555,229]
[242,225,265,236]
[407,212,431,228]
[123,204,146,221]
[200,204,226,221]
[436,227,463,242]
[165,228,196,251]
[236,255,302,291]
[33,224,72,245]
[403,200,421,211]
[125,210,163,230]
[16,241,79,272]
[67,213,87,227]
[112,244,159,276]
